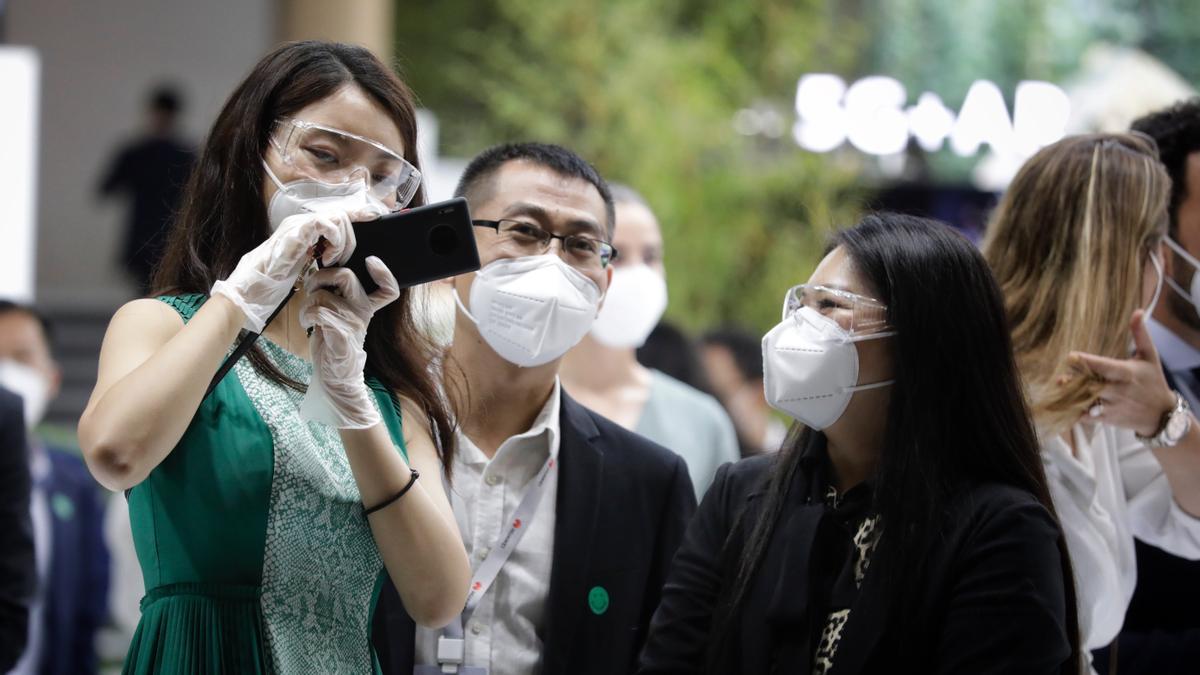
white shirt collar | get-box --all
[455,377,563,468]
[1147,316,1200,372]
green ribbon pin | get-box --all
[51,493,75,521]
[588,586,609,615]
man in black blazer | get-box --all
[1089,101,1200,674]
[0,386,35,671]
[373,142,696,675]
[0,301,110,674]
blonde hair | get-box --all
[983,133,1169,434]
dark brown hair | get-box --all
[153,40,455,469]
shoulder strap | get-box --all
[155,293,208,323]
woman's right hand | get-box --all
[211,210,357,333]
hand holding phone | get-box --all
[340,197,481,294]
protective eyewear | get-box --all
[783,284,892,336]
[270,118,421,210]
[472,219,618,270]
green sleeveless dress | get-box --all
[122,294,409,674]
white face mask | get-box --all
[589,264,668,349]
[455,254,603,367]
[1147,247,1165,316]
[761,306,895,430]
[0,360,50,430]
[263,161,388,231]
[1164,237,1200,314]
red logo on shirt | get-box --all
[513,518,522,529]
[473,581,482,591]
[549,459,555,469]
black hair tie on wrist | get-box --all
[363,468,420,517]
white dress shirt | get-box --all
[415,381,562,675]
[1041,423,1200,656]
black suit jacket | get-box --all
[639,454,1074,675]
[373,392,698,675]
[39,447,110,675]
[1091,366,1200,674]
[0,387,34,671]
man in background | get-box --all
[98,84,196,293]
[0,301,109,675]
[1093,99,1200,673]
[700,327,787,456]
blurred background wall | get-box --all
[8,0,274,307]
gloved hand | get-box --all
[298,256,400,429]
[212,211,357,333]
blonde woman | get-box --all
[984,133,1200,662]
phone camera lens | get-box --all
[429,224,459,255]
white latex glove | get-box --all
[298,256,401,429]
[212,210,357,333]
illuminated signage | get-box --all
[793,74,1070,157]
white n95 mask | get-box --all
[1165,237,1200,315]
[0,360,50,430]
[263,161,388,232]
[590,264,668,348]
[455,255,603,367]
[762,306,895,430]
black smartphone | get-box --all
[341,197,480,294]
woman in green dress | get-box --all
[78,41,471,673]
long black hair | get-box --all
[152,41,456,470]
[708,213,1080,671]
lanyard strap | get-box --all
[442,453,557,645]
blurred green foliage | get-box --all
[394,0,1200,333]
[862,0,1200,105]
[860,0,1200,180]
[395,1,867,335]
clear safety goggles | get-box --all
[269,118,422,210]
[783,284,893,336]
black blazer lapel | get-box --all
[541,393,604,673]
[761,500,824,671]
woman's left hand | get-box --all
[1068,310,1176,437]
[299,256,400,429]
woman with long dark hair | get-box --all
[77,42,470,672]
[638,213,1079,674]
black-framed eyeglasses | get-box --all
[472,219,618,269]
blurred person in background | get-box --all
[1087,99,1200,673]
[640,214,1079,674]
[97,85,196,294]
[77,41,470,673]
[984,133,1200,670]
[635,321,714,392]
[561,185,738,496]
[700,327,787,456]
[0,301,109,675]
[0,386,34,673]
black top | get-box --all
[372,392,698,675]
[638,449,1073,675]
[800,448,880,675]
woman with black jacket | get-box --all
[639,213,1081,674]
